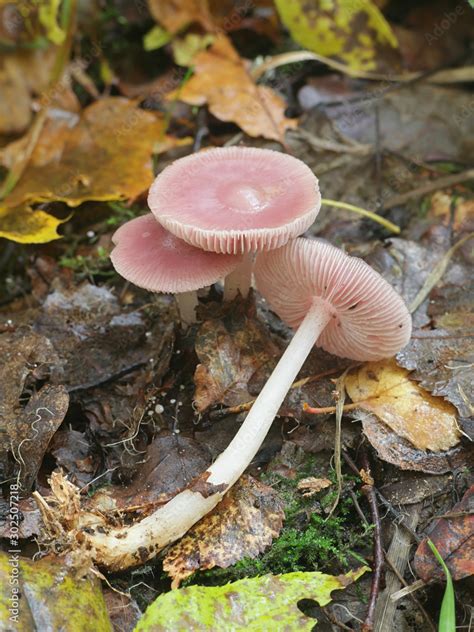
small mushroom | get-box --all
[110,214,242,326]
[148,147,321,300]
[78,237,411,572]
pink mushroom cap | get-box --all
[110,214,242,293]
[148,147,321,254]
[255,238,412,361]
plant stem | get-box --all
[321,199,400,234]
[223,253,254,300]
[176,291,199,327]
[81,301,331,570]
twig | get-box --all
[321,199,400,234]
[409,232,474,313]
[383,169,474,211]
[208,367,344,420]
[384,558,436,631]
[251,50,474,84]
[361,448,384,632]
[321,606,355,631]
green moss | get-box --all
[184,457,372,587]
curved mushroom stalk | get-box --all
[82,237,411,571]
[76,302,330,571]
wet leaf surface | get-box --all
[0,99,188,243]
[0,552,112,631]
[414,485,474,582]
[135,567,369,631]
[345,360,461,452]
[163,475,284,588]
[275,0,399,71]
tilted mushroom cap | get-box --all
[255,238,412,361]
[110,214,242,293]
[148,147,321,254]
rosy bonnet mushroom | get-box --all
[148,147,321,299]
[110,214,242,326]
[75,237,411,571]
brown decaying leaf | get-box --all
[147,0,214,33]
[0,98,189,243]
[163,475,284,588]
[0,330,69,490]
[171,34,297,142]
[345,359,460,452]
[360,412,471,474]
[414,485,474,582]
[194,314,280,412]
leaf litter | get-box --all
[0,1,473,630]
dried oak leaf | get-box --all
[163,475,284,588]
[0,98,188,243]
[171,34,297,142]
[414,485,474,582]
[194,314,280,412]
[345,359,460,452]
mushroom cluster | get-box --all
[111,146,321,324]
[98,149,412,572]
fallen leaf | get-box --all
[297,477,332,497]
[172,34,297,142]
[0,329,68,489]
[87,433,212,517]
[359,412,471,474]
[172,33,215,66]
[274,0,399,72]
[0,552,112,630]
[194,312,280,412]
[0,98,187,243]
[414,486,474,582]
[135,567,369,631]
[147,0,214,33]
[345,359,460,452]
[163,475,284,588]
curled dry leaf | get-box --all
[0,98,189,243]
[171,34,297,142]
[194,315,280,413]
[163,475,284,588]
[360,412,471,474]
[414,485,474,582]
[345,359,460,452]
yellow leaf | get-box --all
[172,35,297,142]
[38,0,66,45]
[275,0,398,72]
[345,359,460,451]
[172,33,215,66]
[0,98,188,243]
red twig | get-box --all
[361,447,384,632]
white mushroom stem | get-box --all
[175,291,199,326]
[223,253,254,301]
[78,301,331,571]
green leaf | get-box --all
[427,540,456,632]
[274,0,398,72]
[172,33,215,66]
[134,567,369,631]
[38,0,66,45]
[143,25,172,51]
[0,552,112,631]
